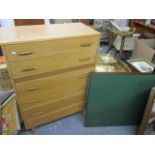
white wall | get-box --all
[0,19,129,27]
[44,19,50,25]
[113,19,129,27]
[0,19,15,27]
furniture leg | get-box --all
[105,35,116,54]
[31,127,36,134]
[114,50,118,57]
[118,36,125,59]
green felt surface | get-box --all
[85,73,155,127]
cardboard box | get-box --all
[1,93,20,135]
[132,39,155,62]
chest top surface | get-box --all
[0,23,100,45]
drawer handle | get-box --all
[18,52,33,56]
[80,43,92,47]
[28,99,41,104]
[27,87,40,92]
[79,57,90,61]
[79,74,88,78]
[31,111,44,117]
[21,68,36,72]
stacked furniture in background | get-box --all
[110,21,138,51]
[93,19,110,43]
[0,23,100,130]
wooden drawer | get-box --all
[16,67,93,109]
[4,36,99,62]
[24,103,83,129]
[22,92,85,121]
[10,50,96,79]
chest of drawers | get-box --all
[0,23,100,129]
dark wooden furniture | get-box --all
[130,19,155,34]
[80,19,90,25]
[14,19,44,26]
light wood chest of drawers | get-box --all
[0,23,100,129]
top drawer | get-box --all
[4,36,100,62]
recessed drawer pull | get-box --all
[31,111,44,117]
[21,68,36,72]
[79,57,90,61]
[80,43,92,47]
[18,52,33,56]
[79,74,88,78]
[26,87,40,92]
[28,99,41,104]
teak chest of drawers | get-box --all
[0,23,100,129]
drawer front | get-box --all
[16,67,93,109]
[10,50,96,79]
[22,92,85,121]
[24,103,83,129]
[5,36,99,62]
